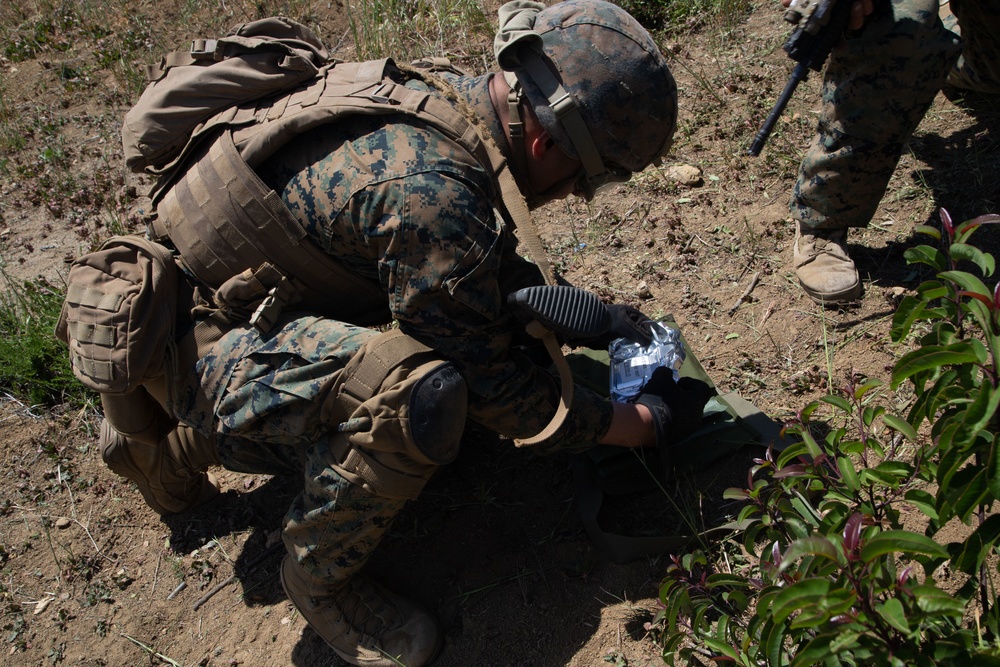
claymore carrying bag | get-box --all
[55,236,179,394]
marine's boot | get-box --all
[280,555,442,667]
[793,224,862,305]
[100,420,220,516]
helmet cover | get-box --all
[495,0,678,174]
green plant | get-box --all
[618,0,752,33]
[656,209,1000,666]
[0,268,91,408]
[346,0,492,64]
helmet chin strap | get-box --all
[505,82,576,209]
[503,50,617,203]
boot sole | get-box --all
[799,279,862,306]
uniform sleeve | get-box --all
[359,169,613,452]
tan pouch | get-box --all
[55,235,179,394]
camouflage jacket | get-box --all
[255,72,614,452]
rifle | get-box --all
[748,0,853,156]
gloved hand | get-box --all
[635,367,714,448]
[569,303,654,349]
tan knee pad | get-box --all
[322,330,468,499]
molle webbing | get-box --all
[152,129,389,324]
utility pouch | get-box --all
[55,235,179,394]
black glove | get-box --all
[636,367,714,448]
[570,304,654,349]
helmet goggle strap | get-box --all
[517,51,631,200]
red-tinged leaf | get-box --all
[995,281,1000,311]
[941,208,954,237]
[955,214,1000,239]
[723,487,750,501]
[844,513,863,553]
[773,463,809,479]
[958,290,993,307]
[940,270,992,299]
[898,565,912,588]
[702,637,740,661]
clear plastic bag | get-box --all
[608,321,685,402]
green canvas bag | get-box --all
[566,316,789,563]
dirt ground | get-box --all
[1,1,997,666]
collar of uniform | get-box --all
[440,72,511,163]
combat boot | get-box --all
[100,420,220,516]
[280,555,442,667]
[793,224,862,305]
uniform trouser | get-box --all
[790,0,1000,231]
[169,314,466,583]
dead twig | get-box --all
[759,300,777,328]
[121,633,182,667]
[192,542,284,611]
[728,272,761,316]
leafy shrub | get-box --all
[656,210,1000,666]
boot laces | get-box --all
[334,576,401,643]
[802,229,848,259]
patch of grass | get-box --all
[621,0,754,33]
[0,267,91,409]
[347,0,493,65]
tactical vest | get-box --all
[144,57,548,328]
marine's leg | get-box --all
[174,315,467,666]
[99,379,220,516]
[947,0,1000,94]
[790,0,962,303]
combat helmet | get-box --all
[494,0,678,201]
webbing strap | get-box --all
[66,283,127,311]
[339,329,433,409]
[74,356,114,384]
[336,447,426,500]
[155,128,387,319]
[67,321,115,347]
[514,321,572,447]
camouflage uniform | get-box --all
[170,73,614,581]
[791,0,1000,232]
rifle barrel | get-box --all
[748,62,809,157]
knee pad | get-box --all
[409,362,467,465]
[324,330,469,499]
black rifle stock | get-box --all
[748,0,853,156]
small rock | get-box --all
[636,280,653,299]
[666,164,703,187]
[55,517,71,529]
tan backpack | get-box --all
[122,16,330,176]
